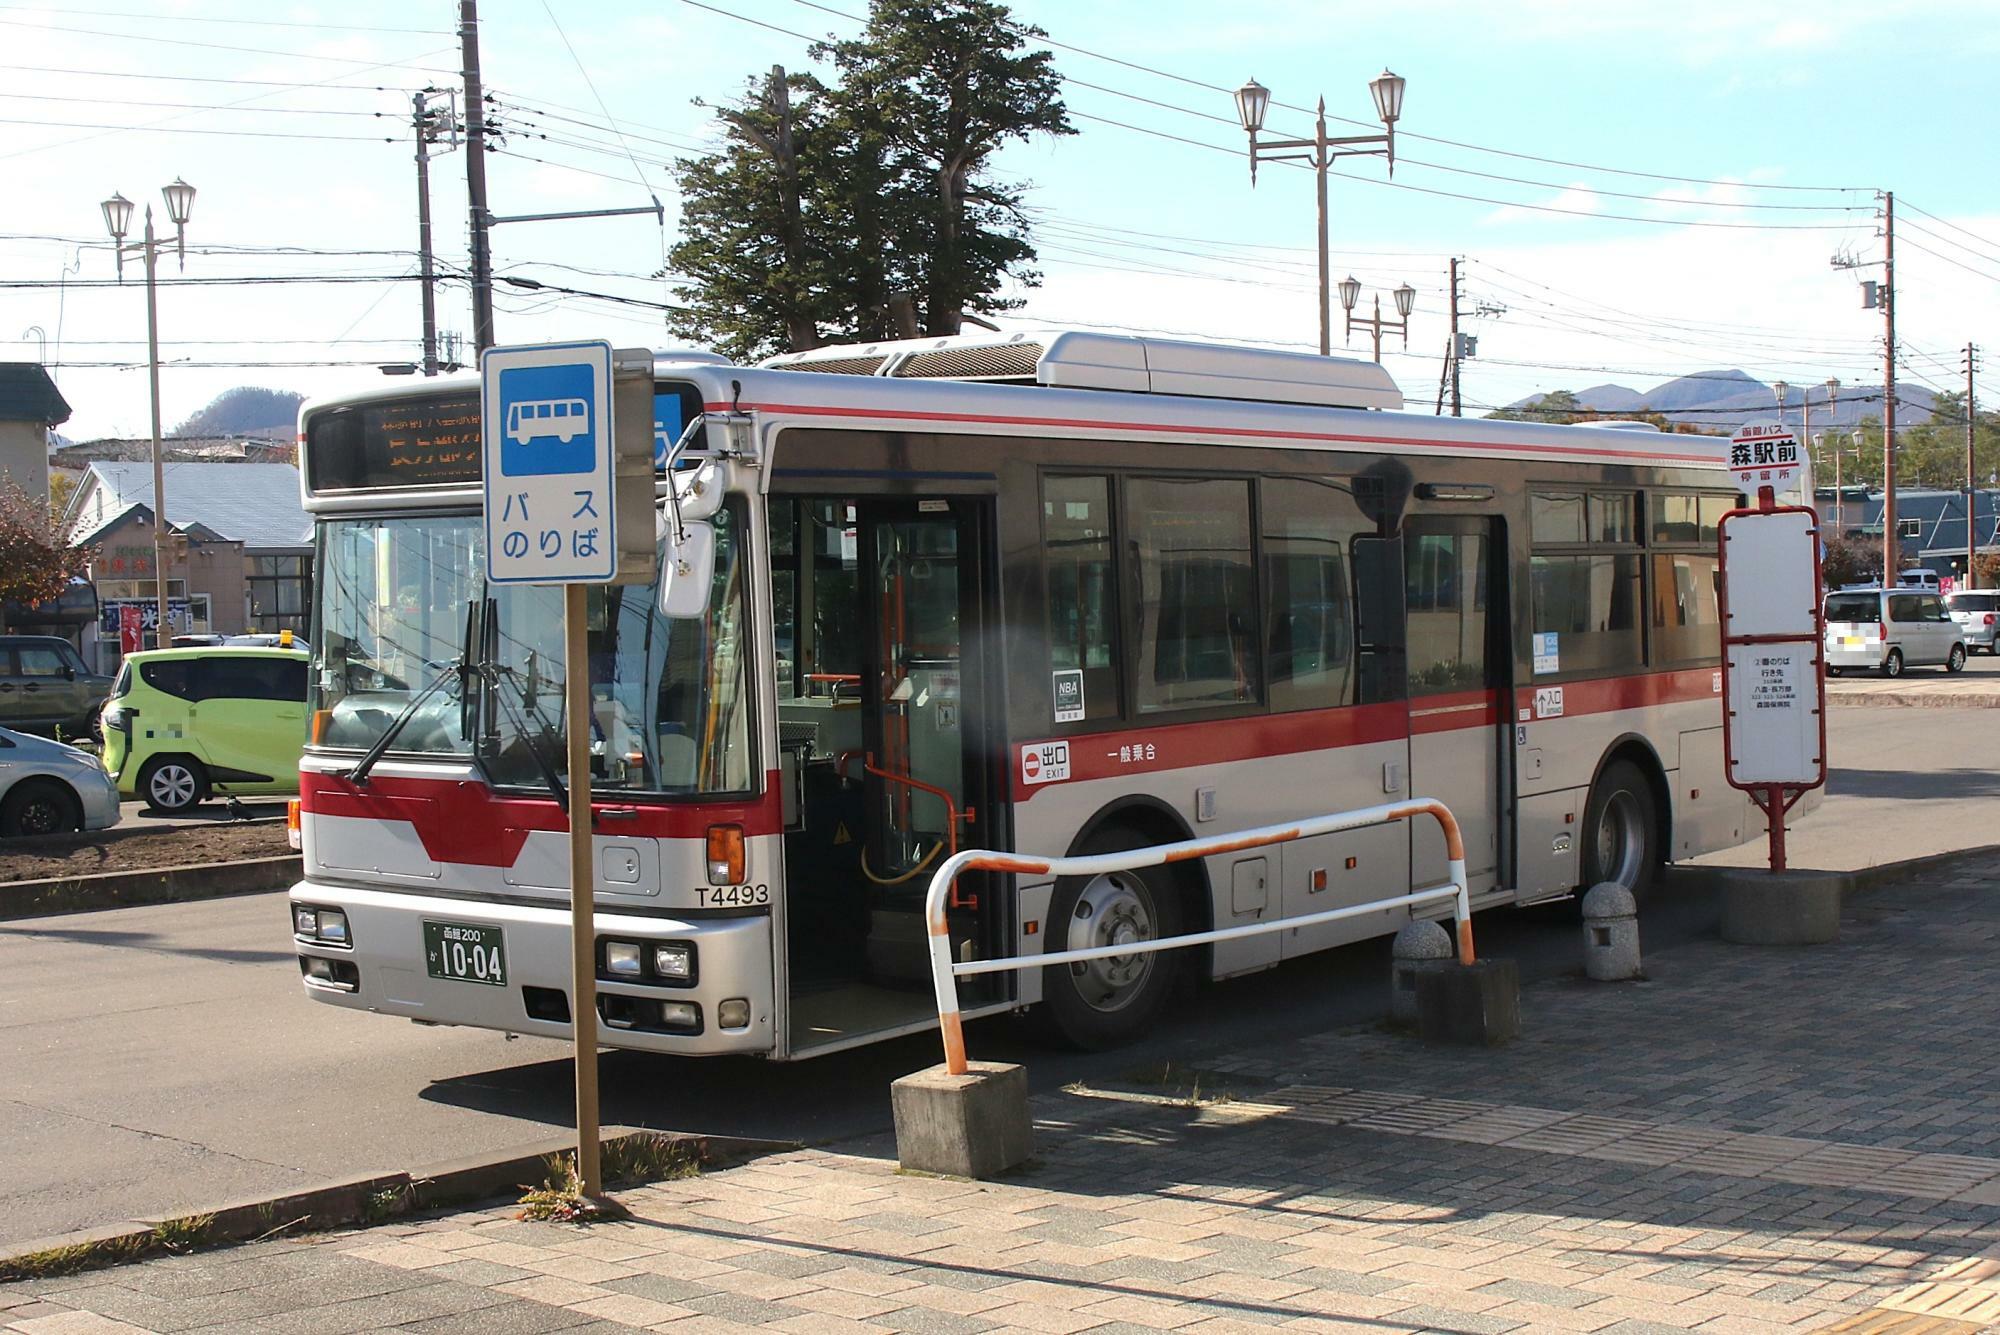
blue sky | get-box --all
[3,0,1996,440]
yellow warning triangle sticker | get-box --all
[832,822,853,846]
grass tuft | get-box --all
[151,1214,217,1255]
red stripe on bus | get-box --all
[1014,669,1720,800]
[709,400,1725,466]
[299,771,784,868]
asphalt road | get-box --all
[1,703,1993,1251]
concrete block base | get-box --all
[1416,959,1521,1047]
[1717,869,1843,945]
[891,1061,1032,1179]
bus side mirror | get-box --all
[659,520,715,619]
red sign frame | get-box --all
[1717,497,1827,871]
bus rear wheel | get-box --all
[1036,832,1185,1050]
[1581,760,1659,902]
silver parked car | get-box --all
[1946,590,2000,654]
[0,726,121,836]
[1824,587,1967,677]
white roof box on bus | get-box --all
[761,329,1404,411]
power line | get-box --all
[0,5,443,34]
[0,115,397,142]
[0,62,417,92]
[0,15,457,73]
[0,89,396,118]
[1898,199,2000,258]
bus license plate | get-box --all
[423,920,507,987]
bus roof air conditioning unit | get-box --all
[762,329,1404,410]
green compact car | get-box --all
[101,646,309,813]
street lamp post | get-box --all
[101,180,195,651]
[1823,377,1841,525]
[1773,380,1790,437]
[1338,278,1415,362]
[1234,70,1406,356]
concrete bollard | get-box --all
[1389,920,1455,1027]
[1415,959,1521,1046]
[891,1062,1032,1179]
[1715,868,1843,945]
[1580,882,1641,981]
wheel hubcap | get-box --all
[1066,873,1156,1013]
[152,766,196,807]
[20,799,59,835]
[1594,790,1644,889]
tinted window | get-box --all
[1407,530,1491,694]
[1591,492,1636,544]
[1531,492,1586,545]
[1651,492,1735,546]
[1887,595,1925,623]
[1128,477,1257,713]
[15,646,67,677]
[1262,477,1371,712]
[195,657,305,702]
[1651,554,1721,663]
[139,660,195,699]
[1825,594,1879,622]
[1951,594,1999,612]
[1531,554,1643,675]
[1043,476,1119,723]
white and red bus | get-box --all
[290,331,1762,1057]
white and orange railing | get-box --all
[924,798,1474,1075]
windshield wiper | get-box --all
[345,601,475,787]
[479,661,570,810]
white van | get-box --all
[1824,586,1966,677]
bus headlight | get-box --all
[658,1001,699,1029]
[317,908,349,945]
[653,943,694,981]
[293,905,317,937]
[294,903,350,947]
[604,941,644,976]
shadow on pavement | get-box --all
[1831,767,2000,800]
[0,923,297,966]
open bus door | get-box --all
[1403,515,1507,900]
[770,495,1003,1056]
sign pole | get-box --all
[564,582,601,1198]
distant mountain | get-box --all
[1510,370,1933,433]
[172,387,303,439]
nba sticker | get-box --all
[1052,668,1085,723]
[1020,741,1071,786]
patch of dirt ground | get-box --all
[0,822,294,883]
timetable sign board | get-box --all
[482,341,618,585]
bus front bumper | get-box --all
[289,881,776,1057]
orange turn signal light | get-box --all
[706,824,744,884]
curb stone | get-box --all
[0,854,300,921]
[0,1128,796,1284]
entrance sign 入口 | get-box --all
[1717,493,1826,871]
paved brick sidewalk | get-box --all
[10,861,2000,1334]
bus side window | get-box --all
[1263,476,1367,711]
[1126,477,1258,714]
[1042,475,1121,722]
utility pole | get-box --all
[460,0,495,353]
[1968,342,1981,588]
[1449,257,1463,417]
[412,91,455,377]
[1881,191,1898,587]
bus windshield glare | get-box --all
[311,504,752,796]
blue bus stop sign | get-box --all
[481,340,617,584]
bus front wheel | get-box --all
[1581,759,1660,902]
[1036,831,1185,1050]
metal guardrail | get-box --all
[923,798,1473,1075]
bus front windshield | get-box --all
[311,505,752,797]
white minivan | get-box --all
[1824,587,1967,677]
